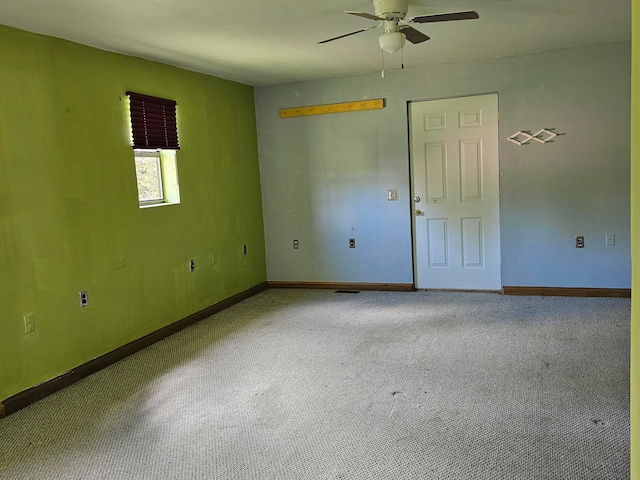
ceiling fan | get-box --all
[318,0,479,54]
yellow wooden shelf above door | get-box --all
[280,99,385,118]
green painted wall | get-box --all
[0,25,266,401]
[631,1,639,476]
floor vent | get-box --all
[335,290,360,294]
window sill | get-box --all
[139,201,180,209]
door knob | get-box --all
[414,209,425,216]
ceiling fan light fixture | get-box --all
[378,31,406,54]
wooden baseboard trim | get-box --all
[0,282,268,418]
[502,286,631,298]
[268,281,414,292]
[424,289,501,294]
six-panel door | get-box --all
[410,94,501,290]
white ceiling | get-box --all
[0,0,630,86]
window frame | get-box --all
[132,148,180,208]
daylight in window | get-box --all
[135,150,164,203]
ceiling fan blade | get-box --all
[317,25,380,44]
[345,11,385,21]
[409,10,479,24]
[400,26,430,44]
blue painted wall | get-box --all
[255,42,631,289]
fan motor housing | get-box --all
[373,0,409,19]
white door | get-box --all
[409,94,501,290]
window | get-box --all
[127,92,180,207]
[133,149,179,206]
[135,150,164,205]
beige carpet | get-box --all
[0,289,630,479]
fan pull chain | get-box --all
[381,50,385,78]
[401,48,404,69]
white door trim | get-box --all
[409,93,502,291]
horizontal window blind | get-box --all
[127,92,179,150]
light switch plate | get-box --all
[606,234,615,246]
[24,312,35,333]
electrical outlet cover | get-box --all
[80,291,89,307]
[24,312,35,333]
[606,234,615,246]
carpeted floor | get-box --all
[0,289,630,479]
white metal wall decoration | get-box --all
[508,128,560,146]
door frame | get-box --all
[407,92,502,291]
